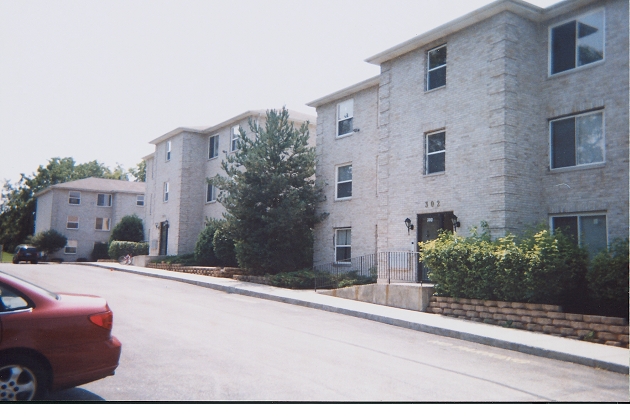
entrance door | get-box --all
[417,212,454,282]
[159,222,169,256]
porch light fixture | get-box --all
[451,215,461,232]
[404,218,414,235]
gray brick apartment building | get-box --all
[143,110,316,256]
[34,177,146,261]
[308,0,628,279]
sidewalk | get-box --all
[86,262,629,374]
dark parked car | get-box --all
[12,245,38,264]
[0,272,121,401]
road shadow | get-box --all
[44,387,106,401]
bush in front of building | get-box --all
[267,269,376,290]
[193,219,238,267]
[31,229,67,256]
[108,241,148,260]
[109,215,144,243]
[586,238,629,319]
[91,242,110,261]
[420,224,588,309]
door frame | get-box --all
[417,212,455,282]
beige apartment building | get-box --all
[143,110,316,256]
[308,0,629,280]
[34,177,146,261]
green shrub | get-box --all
[587,239,629,319]
[267,269,376,290]
[91,242,110,261]
[108,241,148,260]
[109,215,144,243]
[213,224,237,267]
[31,229,67,255]
[194,220,222,266]
[420,223,589,307]
[153,253,197,266]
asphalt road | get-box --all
[1,263,628,402]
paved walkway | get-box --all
[86,262,629,374]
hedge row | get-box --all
[420,224,628,318]
[108,241,149,260]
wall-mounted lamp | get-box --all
[451,215,461,232]
[404,218,414,235]
[155,223,160,229]
[156,220,169,230]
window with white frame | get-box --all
[550,110,603,169]
[97,193,112,207]
[336,164,352,199]
[426,131,445,174]
[68,191,81,205]
[209,135,219,159]
[67,216,79,229]
[231,126,240,152]
[166,140,172,161]
[137,195,145,206]
[335,228,351,263]
[95,217,111,231]
[337,99,354,137]
[427,45,447,90]
[551,214,607,257]
[65,240,78,254]
[550,10,604,75]
[206,181,217,203]
[163,182,169,202]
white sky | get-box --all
[0,0,560,185]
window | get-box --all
[209,135,219,159]
[163,182,169,202]
[137,195,145,206]
[337,99,354,137]
[335,229,351,263]
[166,140,172,161]
[67,216,79,230]
[336,164,352,199]
[550,111,603,169]
[427,45,447,90]
[0,284,30,312]
[550,10,604,75]
[426,131,445,174]
[231,126,240,152]
[65,240,77,254]
[206,181,217,203]
[97,193,112,207]
[95,218,111,231]
[551,214,607,257]
[68,191,81,205]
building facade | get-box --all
[308,0,629,277]
[143,110,316,256]
[34,177,146,261]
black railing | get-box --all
[377,251,421,284]
[312,251,424,291]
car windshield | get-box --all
[1,274,59,300]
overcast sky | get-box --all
[0,0,559,185]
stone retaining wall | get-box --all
[427,296,629,348]
[146,263,247,279]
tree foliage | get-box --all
[0,157,138,250]
[212,108,325,275]
[109,215,144,243]
[31,229,67,255]
[129,160,146,182]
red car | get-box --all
[0,272,121,401]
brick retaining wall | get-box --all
[146,263,247,279]
[427,296,629,348]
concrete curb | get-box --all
[83,263,629,374]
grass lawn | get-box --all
[1,251,13,263]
